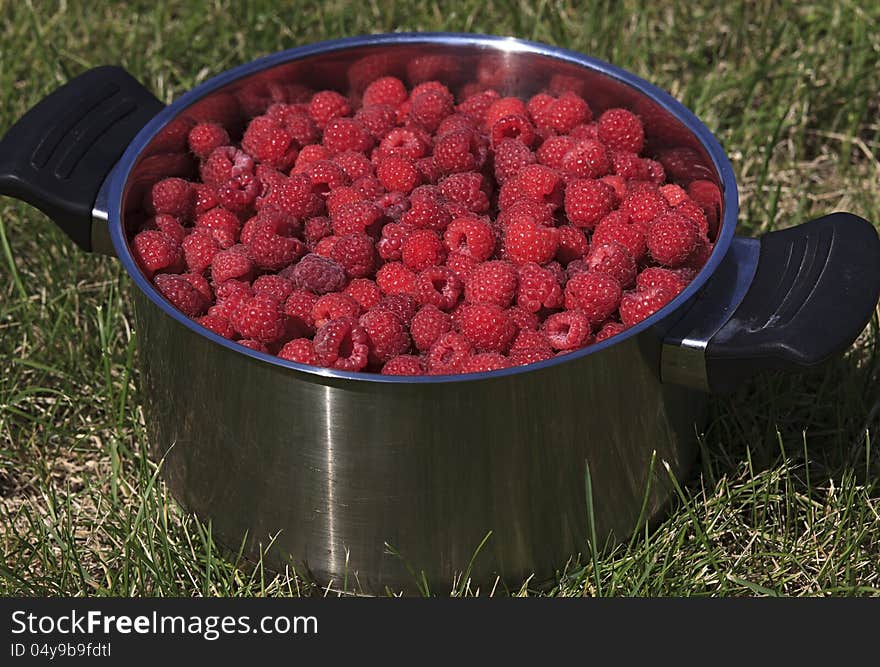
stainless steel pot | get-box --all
[2,33,878,594]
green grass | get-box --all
[1,0,879,596]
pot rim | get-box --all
[109,31,738,384]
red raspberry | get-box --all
[376,262,418,296]
[446,251,481,281]
[330,200,383,236]
[427,332,473,374]
[443,216,495,261]
[462,353,510,373]
[438,172,490,214]
[132,230,184,277]
[252,274,294,302]
[595,320,626,342]
[197,312,235,339]
[674,200,709,237]
[530,91,592,133]
[147,214,186,245]
[457,89,501,123]
[154,273,209,317]
[246,212,305,271]
[414,157,440,185]
[362,76,408,107]
[509,347,554,366]
[684,234,713,271]
[516,262,563,312]
[564,179,616,229]
[601,174,629,201]
[325,188,365,217]
[510,328,552,354]
[503,216,559,265]
[401,229,446,272]
[433,129,487,174]
[592,210,647,261]
[569,123,599,141]
[304,216,332,248]
[355,104,397,140]
[561,139,611,179]
[508,305,540,331]
[216,171,260,214]
[284,289,319,336]
[183,272,212,304]
[636,267,690,296]
[375,191,410,221]
[188,123,230,159]
[213,278,253,309]
[327,232,375,279]
[414,266,462,311]
[360,308,411,365]
[410,304,453,352]
[256,170,320,219]
[200,147,254,187]
[496,198,553,228]
[352,175,383,200]
[436,113,478,137]
[308,90,351,129]
[555,225,589,265]
[537,135,576,169]
[408,89,454,132]
[376,221,411,261]
[586,241,637,288]
[333,150,374,180]
[304,160,349,195]
[610,151,651,180]
[314,235,338,258]
[597,108,645,154]
[285,253,346,294]
[401,186,452,231]
[465,260,518,308]
[493,138,535,184]
[313,317,369,371]
[564,271,622,327]
[344,278,382,310]
[484,97,527,129]
[292,144,332,172]
[375,127,430,162]
[267,104,319,146]
[526,93,553,120]
[193,183,219,216]
[645,159,666,184]
[381,355,425,376]
[238,339,269,353]
[182,231,219,274]
[512,164,564,211]
[278,338,318,364]
[490,114,536,148]
[241,116,298,171]
[458,303,515,353]
[322,118,373,154]
[230,293,286,343]
[376,293,419,326]
[376,156,421,193]
[619,286,676,326]
[194,208,239,249]
[686,180,722,234]
[145,178,195,221]
[543,310,592,351]
[621,186,668,226]
[312,293,361,328]
[647,211,698,267]
[659,184,689,207]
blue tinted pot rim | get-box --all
[108,32,739,384]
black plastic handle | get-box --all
[663,212,880,393]
[0,66,163,251]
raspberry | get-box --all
[193,184,219,216]
[312,293,362,328]
[376,191,410,221]
[508,304,540,331]
[147,214,186,245]
[360,308,411,365]
[457,89,500,122]
[526,93,553,121]
[376,293,419,326]
[427,332,473,374]
[465,260,518,308]
[516,262,563,312]
[645,159,666,184]
[267,104,319,146]
[647,211,698,267]
[611,151,651,180]
[685,234,713,271]
[675,200,709,237]
[253,274,294,302]
[512,164,564,211]
[182,231,219,274]
[256,170,321,219]
[496,198,553,228]
[433,129,487,174]
[285,253,346,294]
[568,122,598,142]
[493,138,535,184]
[509,347,554,366]
[402,229,446,272]
[410,304,453,352]
[132,230,184,277]
[305,160,349,195]
[592,210,647,261]
[198,312,235,339]
[304,216,333,248]
[238,339,269,353]
[216,172,260,214]
[561,139,611,179]
[246,212,305,271]
[543,310,592,351]
[462,353,510,373]
[530,91,592,133]
[401,186,451,230]
[362,76,408,107]
[621,186,668,226]
[555,225,589,265]
[145,178,195,221]
[636,267,690,296]
[193,208,238,249]
[490,114,536,148]
[188,123,230,159]
[564,271,622,327]
[353,175,383,199]
[436,113,478,137]
[443,216,495,260]
[344,278,382,310]
[242,116,298,171]
[293,144,332,172]
[308,90,351,129]
[510,328,552,354]
[536,135,576,169]
[484,97,528,129]
[376,222,411,261]
[658,147,714,185]
[376,156,421,193]
[414,157,440,185]
[503,216,559,265]
[322,118,373,154]
[601,174,629,201]
[381,355,425,376]
[314,236,338,258]
[327,232,375,278]
[326,188,365,217]
[619,286,676,327]
[313,317,369,371]
[686,180,722,234]
[331,200,383,236]
[278,338,318,364]
[376,262,417,296]
[414,266,462,311]
[408,89,454,132]
[407,57,458,86]
[200,147,254,187]
[446,251,481,280]
[355,104,397,140]
[438,172,490,214]
[564,179,616,229]
[284,289,319,336]
[586,241,637,288]
[595,320,626,342]
[230,293,286,343]
[333,150,375,180]
[154,273,209,317]
[597,108,645,154]
[375,127,430,162]
[458,303,515,353]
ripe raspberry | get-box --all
[457,89,501,123]
[490,114,536,148]
[512,164,564,211]
[685,234,713,271]
[516,262,563,312]
[408,89,454,132]
[414,266,462,311]
[182,231,219,274]
[462,352,510,373]
[597,108,645,154]
[569,122,599,142]
[645,159,666,184]
[509,347,554,366]
[362,76,408,107]
[376,293,419,326]
[326,188,364,217]
[355,104,397,140]
[438,172,490,214]
[330,200,383,236]
[543,310,592,351]
[436,113,478,137]
[658,147,714,185]
[636,267,690,296]
[312,293,362,328]
[304,216,333,248]
[537,135,576,169]
[284,289,319,337]
[194,208,239,249]
[237,339,269,353]
[145,178,195,221]
[484,97,528,129]
[200,147,254,187]
[308,90,351,129]
[376,156,421,193]
[564,271,622,327]
[621,186,668,226]
[352,175,383,200]
[427,331,473,374]
[313,317,369,371]
[241,116,298,171]
[381,355,425,376]
[292,144,332,172]
[619,286,676,326]
[376,262,418,296]
[601,174,628,201]
[458,303,515,353]
[510,328,552,354]
[154,273,209,317]
[674,200,709,237]
[267,104,319,146]
[376,222,411,261]
[401,229,446,272]
[197,312,235,339]
[595,320,626,342]
[508,304,540,332]
[193,183,219,216]
[246,212,305,271]
[586,242,637,288]
[433,129,487,174]
[496,198,553,228]
[314,235,338,258]
[147,214,186,245]
[230,293,286,343]
[326,232,374,279]
[410,304,453,352]
[360,308,411,365]
[446,251,481,281]
[465,260,518,308]
[285,253,346,294]
[375,127,431,162]
[503,216,559,265]
[564,179,616,229]
[401,186,451,231]
[555,225,589,265]
[256,170,321,219]
[189,122,230,160]
[443,216,495,261]
[252,274,294,302]
[132,230,184,277]
[305,160,349,195]
[414,157,440,185]
[344,278,382,310]
[686,180,722,234]
[322,118,373,154]
[647,211,698,267]
[375,191,411,221]
[561,139,611,179]
[216,171,260,214]
[333,150,375,181]
[592,210,647,261]
[493,138,535,184]
[278,338,318,364]
[530,91,592,133]
[212,279,253,319]
[610,151,651,180]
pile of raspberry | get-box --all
[131,75,719,375]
